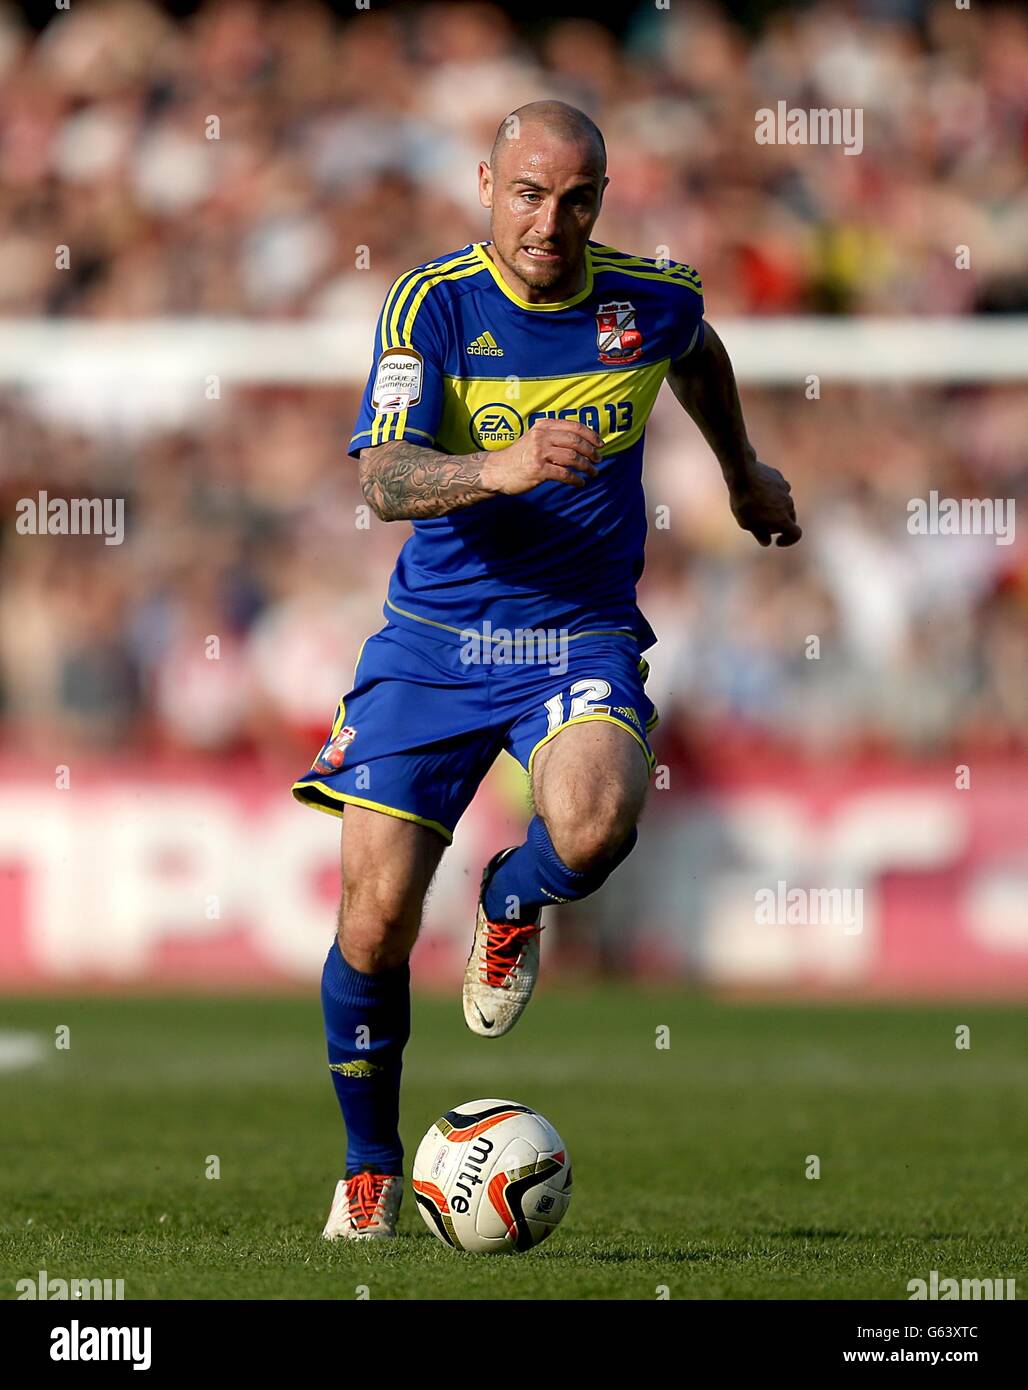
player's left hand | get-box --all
[728,458,802,547]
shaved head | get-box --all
[479,101,608,303]
[490,100,606,178]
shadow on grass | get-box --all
[766,1226,971,1242]
[537,1247,715,1264]
[322,1233,712,1265]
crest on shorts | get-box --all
[596,301,643,364]
[313,725,357,774]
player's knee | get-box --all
[548,794,639,873]
[336,879,420,973]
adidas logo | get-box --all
[329,1059,381,1078]
[466,331,504,356]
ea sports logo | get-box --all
[470,404,524,449]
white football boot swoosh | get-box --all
[322,1171,402,1240]
[462,848,544,1038]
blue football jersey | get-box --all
[348,240,704,653]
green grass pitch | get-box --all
[1,989,1025,1299]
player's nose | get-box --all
[532,199,559,238]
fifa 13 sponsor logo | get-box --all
[527,401,633,435]
[908,1271,1016,1300]
[15,491,124,546]
[468,400,634,448]
[449,1137,494,1214]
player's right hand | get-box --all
[481,418,602,495]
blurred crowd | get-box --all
[0,0,1026,766]
[1,0,1027,317]
[2,376,1025,766]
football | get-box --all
[412,1098,572,1253]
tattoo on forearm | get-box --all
[360,442,494,520]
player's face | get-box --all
[479,132,607,302]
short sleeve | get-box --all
[347,272,447,458]
[670,262,705,362]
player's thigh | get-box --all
[532,718,650,854]
[338,805,447,963]
[294,621,498,842]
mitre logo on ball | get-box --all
[412,1099,572,1253]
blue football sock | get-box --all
[320,942,410,1175]
[482,814,638,925]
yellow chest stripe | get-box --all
[435,358,670,455]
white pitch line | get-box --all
[0,1032,46,1072]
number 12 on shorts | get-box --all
[544,679,612,733]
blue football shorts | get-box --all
[291,620,659,844]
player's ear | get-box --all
[478,161,493,209]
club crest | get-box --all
[313,725,357,773]
[596,301,643,364]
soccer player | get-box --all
[293,101,800,1239]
